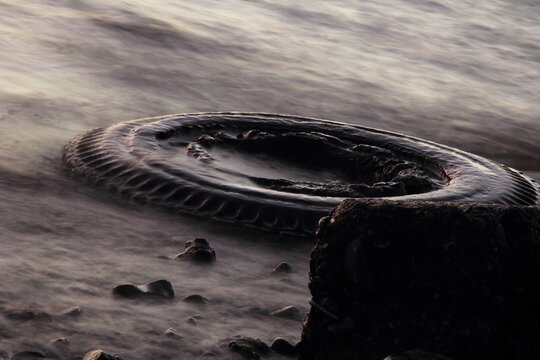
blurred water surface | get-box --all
[0,0,539,358]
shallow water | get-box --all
[1,0,539,358]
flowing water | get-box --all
[0,0,539,358]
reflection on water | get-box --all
[0,0,539,358]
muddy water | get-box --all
[0,0,539,358]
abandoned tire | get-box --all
[63,112,540,235]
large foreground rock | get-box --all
[299,199,540,360]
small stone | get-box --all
[182,294,209,304]
[270,306,302,320]
[50,337,70,345]
[270,338,297,357]
[59,306,82,317]
[221,336,270,360]
[11,351,46,359]
[82,349,124,360]
[113,279,174,299]
[164,327,183,339]
[198,134,216,147]
[186,317,197,325]
[175,238,216,263]
[272,262,292,273]
[2,309,52,321]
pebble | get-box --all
[164,327,183,339]
[175,238,216,263]
[50,337,70,345]
[82,350,124,360]
[59,306,82,317]
[272,262,292,273]
[270,306,302,320]
[182,294,209,304]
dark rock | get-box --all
[182,294,209,304]
[59,306,82,317]
[384,350,454,360]
[270,338,297,357]
[221,336,270,360]
[2,309,52,321]
[175,238,216,263]
[299,199,540,360]
[113,284,143,298]
[82,350,124,360]
[270,306,302,320]
[11,352,45,360]
[113,279,174,299]
[272,262,292,273]
[186,317,197,325]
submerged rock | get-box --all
[164,327,183,339]
[299,199,540,360]
[182,294,209,304]
[50,337,70,345]
[113,279,174,299]
[175,238,216,263]
[272,262,292,273]
[270,305,302,320]
[59,306,82,317]
[2,309,52,321]
[270,338,297,357]
[221,336,270,360]
[82,350,124,360]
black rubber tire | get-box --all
[63,112,540,235]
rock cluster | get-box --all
[299,199,540,360]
